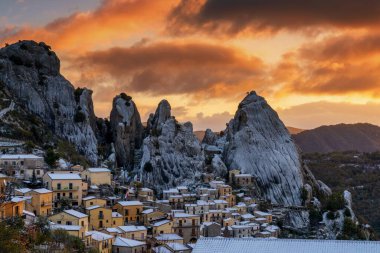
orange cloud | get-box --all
[1,0,177,52]
[272,32,380,96]
[70,41,266,101]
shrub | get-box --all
[74,88,84,103]
[74,110,86,123]
[325,192,345,212]
[326,211,336,220]
[143,162,153,172]
[44,149,59,167]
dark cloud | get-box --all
[168,0,380,35]
[73,41,264,97]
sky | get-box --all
[1,0,380,131]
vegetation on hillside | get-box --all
[304,151,380,236]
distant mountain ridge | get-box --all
[293,123,380,153]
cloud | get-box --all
[190,111,233,131]
[278,101,380,129]
[71,41,265,100]
[271,32,380,96]
[0,0,176,51]
[168,0,380,35]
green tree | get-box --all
[44,149,59,168]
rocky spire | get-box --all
[139,99,204,192]
[110,93,144,168]
[224,91,304,206]
[0,40,98,163]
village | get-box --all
[0,153,283,253]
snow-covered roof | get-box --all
[254,211,271,216]
[163,189,179,194]
[235,174,252,177]
[86,231,113,241]
[86,205,101,210]
[118,226,147,232]
[64,209,88,218]
[33,188,52,194]
[23,210,35,217]
[87,168,111,173]
[11,196,28,202]
[16,188,31,194]
[112,212,123,218]
[113,237,145,247]
[153,219,171,227]
[47,173,81,180]
[193,238,380,253]
[105,227,122,233]
[241,214,255,219]
[0,154,42,159]
[173,213,199,218]
[82,196,96,201]
[166,242,190,251]
[142,208,154,214]
[117,200,143,206]
[155,234,183,241]
[51,224,81,231]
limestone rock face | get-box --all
[0,41,98,163]
[110,94,144,167]
[139,100,204,192]
[224,91,304,206]
[202,129,218,145]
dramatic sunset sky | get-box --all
[1,0,380,131]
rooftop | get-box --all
[117,200,143,206]
[155,233,183,241]
[0,154,42,159]
[47,173,81,180]
[118,225,147,232]
[193,238,380,253]
[64,209,88,218]
[113,237,145,247]
[33,188,52,194]
[86,231,113,241]
[87,167,111,173]
[51,224,81,231]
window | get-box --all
[125,210,129,216]
[81,221,84,226]
[66,221,72,225]
[141,233,144,239]
[20,161,24,165]
[69,183,73,190]
[37,170,40,175]
[131,233,134,239]
[57,183,61,190]
[69,193,72,199]
[57,221,61,224]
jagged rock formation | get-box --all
[139,100,204,192]
[0,41,98,163]
[110,93,144,167]
[224,91,304,206]
[202,129,218,145]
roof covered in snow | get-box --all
[0,154,42,159]
[113,237,145,247]
[64,209,88,218]
[87,168,111,173]
[47,173,81,180]
[192,238,380,253]
[117,200,143,206]
[118,226,147,232]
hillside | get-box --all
[294,123,380,153]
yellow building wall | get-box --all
[84,198,107,208]
[49,212,89,232]
[113,203,143,224]
[88,207,113,230]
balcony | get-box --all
[52,186,79,191]
[98,214,104,219]
[54,195,79,201]
[41,202,53,207]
